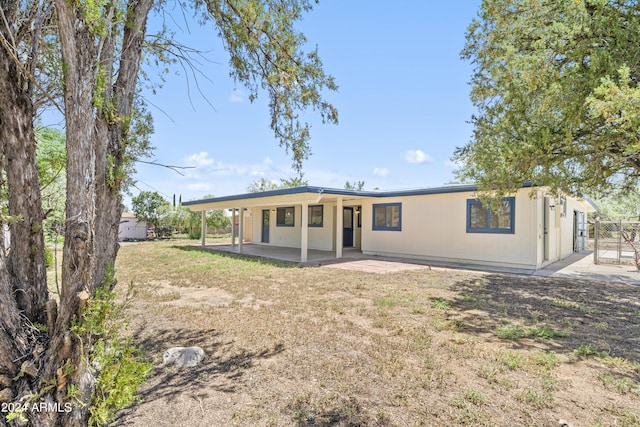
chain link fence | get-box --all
[593,221,640,266]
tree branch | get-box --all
[137,159,195,176]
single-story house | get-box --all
[183,184,596,270]
[118,212,148,241]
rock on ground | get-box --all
[162,346,205,368]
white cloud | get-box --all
[372,167,390,178]
[403,149,433,164]
[181,152,295,191]
[184,152,248,177]
[185,151,214,168]
[229,90,245,103]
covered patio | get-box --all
[201,243,366,264]
[183,186,369,262]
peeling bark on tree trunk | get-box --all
[93,0,153,290]
[40,0,153,424]
[39,1,100,424]
[0,1,153,417]
[0,0,49,417]
[0,7,48,326]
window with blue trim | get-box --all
[466,197,515,234]
[309,205,323,227]
[276,206,295,227]
[373,203,402,231]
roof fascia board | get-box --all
[182,183,557,211]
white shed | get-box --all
[118,212,148,240]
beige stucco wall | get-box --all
[360,188,541,269]
[238,187,592,269]
[537,193,591,267]
[250,205,336,251]
[559,197,585,257]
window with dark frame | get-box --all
[276,206,295,227]
[466,197,515,234]
[308,205,323,227]
[372,203,402,231]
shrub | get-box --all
[188,228,201,240]
[496,323,526,340]
[44,246,54,268]
[71,276,152,426]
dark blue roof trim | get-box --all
[182,182,598,211]
[182,184,488,206]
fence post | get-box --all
[594,220,599,264]
[618,220,623,264]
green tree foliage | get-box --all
[454,0,640,198]
[247,177,280,192]
[207,209,231,231]
[161,205,189,231]
[593,189,640,220]
[35,127,66,241]
[162,203,230,238]
[131,191,169,230]
[202,1,339,170]
[247,174,309,192]
[344,180,365,190]
[280,174,309,188]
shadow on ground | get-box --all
[449,274,640,364]
[114,326,284,425]
[172,245,300,268]
[287,395,390,427]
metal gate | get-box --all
[594,221,640,265]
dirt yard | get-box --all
[113,240,639,427]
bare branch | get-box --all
[137,159,195,176]
[145,34,219,111]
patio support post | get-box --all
[231,208,236,247]
[201,210,206,247]
[301,201,309,262]
[239,207,245,254]
[336,197,343,259]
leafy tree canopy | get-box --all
[247,174,309,192]
[593,188,640,221]
[247,178,280,192]
[344,180,365,190]
[35,126,67,238]
[131,191,169,228]
[454,0,640,199]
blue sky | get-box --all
[131,1,482,205]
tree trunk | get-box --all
[0,1,48,325]
[39,0,154,424]
[41,2,100,425]
[93,0,153,290]
[0,0,49,418]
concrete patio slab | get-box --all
[201,243,640,284]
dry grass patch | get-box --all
[112,240,640,427]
